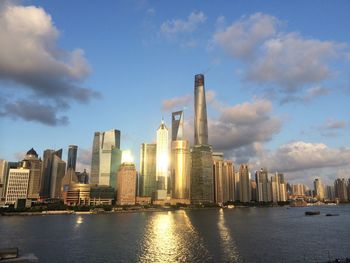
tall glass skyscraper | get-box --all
[140,143,157,197]
[194,74,208,145]
[40,149,64,199]
[156,120,169,199]
[67,145,78,171]
[90,129,121,186]
[190,74,214,204]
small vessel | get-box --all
[326,213,339,216]
[227,205,235,209]
[305,211,320,216]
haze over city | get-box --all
[0,0,349,187]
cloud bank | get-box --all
[213,12,346,102]
[0,3,99,126]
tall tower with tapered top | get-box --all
[194,74,208,145]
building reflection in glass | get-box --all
[217,209,240,262]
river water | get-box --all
[0,205,349,262]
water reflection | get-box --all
[75,216,83,228]
[137,211,211,263]
[217,209,240,262]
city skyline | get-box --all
[0,1,350,187]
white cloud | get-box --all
[260,141,350,173]
[0,3,98,125]
[213,13,347,102]
[160,11,206,37]
[161,94,192,111]
[214,13,278,59]
[209,98,282,152]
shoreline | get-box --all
[1,203,347,217]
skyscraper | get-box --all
[67,145,78,171]
[255,168,271,202]
[140,143,157,197]
[194,74,208,145]
[40,149,64,199]
[190,145,214,204]
[213,153,230,204]
[334,178,348,202]
[117,151,136,205]
[5,164,30,205]
[171,110,190,200]
[50,152,66,199]
[172,111,184,141]
[239,164,251,203]
[190,74,214,204]
[90,129,121,186]
[156,120,169,199]
[314,178,325,201]
[23,148,42,200]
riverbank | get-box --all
[1,203,346,216]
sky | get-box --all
[0,0,349,187]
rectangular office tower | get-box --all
[40,149,66,199]
[190,145,214,204]
[90,129,121,186]
[140,143,157,197]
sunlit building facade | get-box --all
[117,162,137,205]
[213,153,231,204]
[313,178,325,201]
[90,129,121,186]
[171,111,190,200]
[156,120,169,199]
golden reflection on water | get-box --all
[218,208,240,262]
[137,210,210,263]
[75,216,83,228]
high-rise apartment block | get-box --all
[313,178,325,201]
[255,168,270,202]
[239,164,251,203]
[334,178,348,202]
[213,153,231,204]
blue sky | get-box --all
[0,0,349,186]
